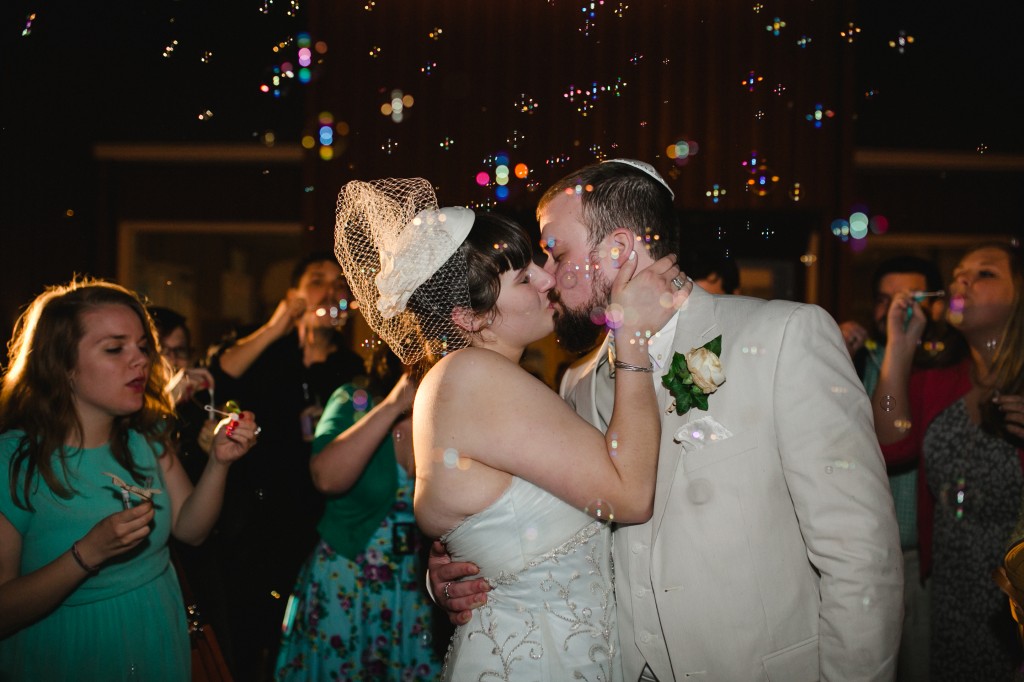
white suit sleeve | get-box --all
[774,304,903,681]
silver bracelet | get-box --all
[613,360,654,374]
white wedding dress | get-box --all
[440,476,620,681]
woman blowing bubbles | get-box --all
[874,242,1024,680]
[0,279,259,680]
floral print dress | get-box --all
[275,463,441,681]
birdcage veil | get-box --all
[334,178,475,364]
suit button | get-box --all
[633,587,647,599]
[640,631,654,644]
[631,542,645,554]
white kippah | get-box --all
[601,158,675,199]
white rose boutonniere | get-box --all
[662,335,725,415]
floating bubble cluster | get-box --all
[380,89,414,123]
[420,61,437,76]
[439,137,454,151]
[516,94,540,114]
[706,184,726,204]
[829,207,889,243]
[745,166,778,196]
[765,17,786,36]
[840,22,862,43]
[888,30,915,53]
[507,130,525,149]
[476,152,531,201]
[796,35,812,48]
[579,1,606,36]
[563,78,627,117]
[741,70,764,92]
[22,13,36,37]
[805,104,835,128]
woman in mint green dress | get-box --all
[0,279,259,681]
[275,350,442,680]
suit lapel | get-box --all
[651,287,721,543]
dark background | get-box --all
[2,0,1022,357]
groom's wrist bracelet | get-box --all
[613,360,654,374]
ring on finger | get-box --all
[444,581,453,601]
[671,276,685,290]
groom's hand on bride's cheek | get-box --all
[428,540,491,625]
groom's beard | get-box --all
[550,277,613,354]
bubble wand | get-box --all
[904,290,945,330]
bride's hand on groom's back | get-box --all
[427,540,491,625]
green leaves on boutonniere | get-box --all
[662,335,725,415]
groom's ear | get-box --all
[451,306,486,333]
[606,228,636,269]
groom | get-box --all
[432,159,903,680]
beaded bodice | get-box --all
[440,476,619,681]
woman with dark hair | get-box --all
[148,305,216,410]
[874,242,1024,680]
[0,279,259,680]
[334,178,687,680]
[275,344,442,680]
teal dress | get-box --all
[275,384,442,681]
[0,430,190,681]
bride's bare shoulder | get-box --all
[421,347,520,387]
[418,347,553,413]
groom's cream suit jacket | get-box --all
[561,287,903,681]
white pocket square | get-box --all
[673,416,734,451]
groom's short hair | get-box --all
[538,162,679,261]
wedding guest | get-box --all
[207,252,364,679]
[149,305,232,666]
[0,279,258,680]
[275,346,442,680]
[149,306,217,481]
[874,242,1024,681]
[683,249,741,295]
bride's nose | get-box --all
[533,267,555,293]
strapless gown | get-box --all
[440,476,620,681]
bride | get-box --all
[335,178,686,680]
